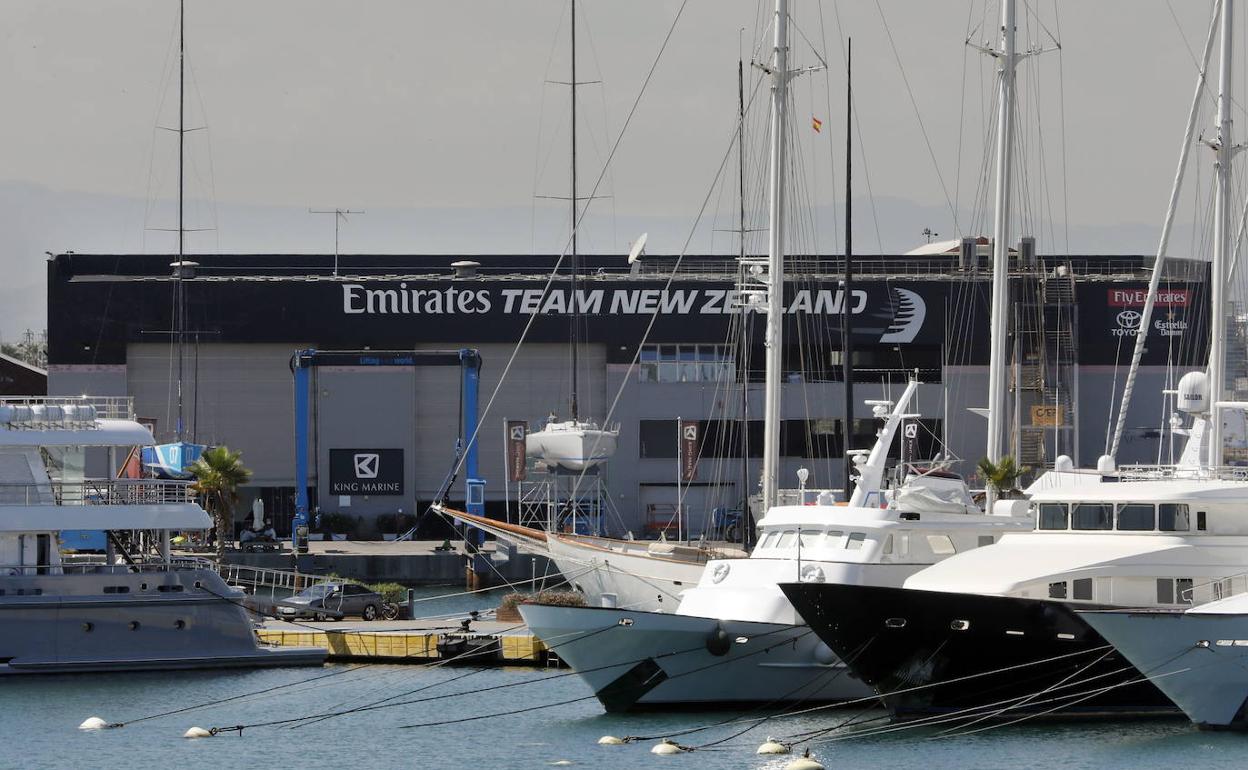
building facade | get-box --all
[46,251,1210,537]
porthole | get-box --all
[617,618,634,627]
[82,622,93,632]
[174,620,186,630]
[950,619,970,631]
[194,581,203,589]
[885,617,907,629]
[140,583,148,591]
[129,621,140,631]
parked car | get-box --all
[276,582,383,621]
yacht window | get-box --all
[925,535,956,556]
[1116,504,1155,531]
[1038,503,1069,530]
[1072,578,1093,601]
[845,532,866,551]
[1177,578,1194,605]
[758,531,779,549]
[1049,581,1068,599]
[825,530,845,548]
[1071,503,1113,531]
[798,530,822,550]
[776,530,798,549]
[1214,580,1225,601]
[1159,504,1190,532]
[1156,579,1174,604]
[882,535,893,555]
[978,535,995,548]
[1197,511,1207,531]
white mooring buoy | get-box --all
[78,717,110,731]
[597,735,625,745]
[650,739,683,755]
[757,737,790,755]
[784,749,825,770]
[182,727,213,739]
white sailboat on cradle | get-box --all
[525,0,618,474]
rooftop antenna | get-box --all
[309,208,365,277]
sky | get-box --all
[0,0,1223,337]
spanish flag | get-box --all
[812,115,823,133]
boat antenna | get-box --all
[842,38,855,500]
[737,34,751,542]
[760,0,790,513]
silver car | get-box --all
[276,582,383,621]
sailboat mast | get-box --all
[1210,0,1234,466]
[843,38,855,499]
[985,0,1016,470]
[737,51,750,534]
[568,0,580,422]
[175,0,186,443]
[761,0,790,512]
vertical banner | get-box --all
[506,420,528,482]
[901,420,918,466]
[679,419,700,482]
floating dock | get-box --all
[258,618,559,667]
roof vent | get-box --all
[451,260,480,279]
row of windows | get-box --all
[639,345,734,383]
[1036,502,1205,532]
[638,418,942,460]
[758,528,868,552]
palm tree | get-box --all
[188,446,253,562]
[977,455,1028,499]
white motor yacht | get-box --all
[0,396,325,674]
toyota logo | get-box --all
[1116,310,1142,328]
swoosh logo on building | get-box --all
[879,288,926,344]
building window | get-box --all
[1159,504,1190,532]
[639,344,733,383]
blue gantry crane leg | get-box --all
[290,349,486,577]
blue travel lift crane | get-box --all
[290,348,489,584]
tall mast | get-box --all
[737,49,750,535]
[985,0,1017,472]
[842,38,855,499]
[175,0,186,442]
[761,0,790,512]
[1210,0,1234,466]
[568,0,580,421]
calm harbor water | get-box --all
[6,587,1247,769]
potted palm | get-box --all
[187,446,253,563]
[976,455,1028,500]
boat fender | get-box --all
[705,625,731,657]
[650,739,684,755]
[183,727,213,739]
[79,717,114,730]
[757,737,790,754]
[785,749,825,770]
[597,736,625,745]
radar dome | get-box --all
[1177,371,1209,414]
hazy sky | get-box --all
[0,1,1223,336]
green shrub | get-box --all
[523,590,586,608]
[320,512,356,535]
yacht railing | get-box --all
[1,558,218,577]
[0,396,134,421]
[0,479,195,506]
[1116,465,1248,482]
